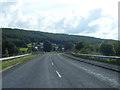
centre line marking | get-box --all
[52,62,54,66]
[56,71,62,78]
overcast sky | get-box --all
[0,0,119,40]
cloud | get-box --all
[0,0,119,40]
[0,0,23,27]
[77,17,118,39]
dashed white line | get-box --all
[52,62,54,66]
[56,71,62,78]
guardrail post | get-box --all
[109,58,112,62]
[98,57,100,61]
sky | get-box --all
[0,0,119,40]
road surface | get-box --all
[2,53,120,88]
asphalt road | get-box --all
[2,53,120,88]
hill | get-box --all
[2,28,105,45]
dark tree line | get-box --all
[2,28,104,47]
[43,40,52,52]
[2,40,19,57]
[74,41,120,56]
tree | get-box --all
[2,40,19,56]
[80,48,90,54]
[43,40,52,52]
[8,42,19,56]
[100,42,115,56]
[75,42,84,50]
[113,41,120,56]
[3,48,9,57]
[64,43,73,51]
[57,44,63,52]
[14,40,27,47]
[83,41,93,52]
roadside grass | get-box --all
[70,54,120,65]
[1,53,43,70]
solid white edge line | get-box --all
[56,71,62,78]
[1,62,21,72]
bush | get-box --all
[100,42,115,56]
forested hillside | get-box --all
[3,28,104,44]
[2,28,119,57]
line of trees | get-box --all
[2,39,120,57]
[43,40,52,52]
[2,40,19,57]
[2,40,55,57]
[74,41,120,56]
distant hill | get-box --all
[2,28,106,46]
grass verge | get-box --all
[70,54,120,65]
[0,53,43,70]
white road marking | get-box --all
[56,71,62,78]
[52,62,54,66]
[1,62,21,72]
[57,54,120,88]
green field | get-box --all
[27,43,33,47]
[40,43,43,45]
[20,48,28,52]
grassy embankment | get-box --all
[0,53,43,70]
[70,54,120,65]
